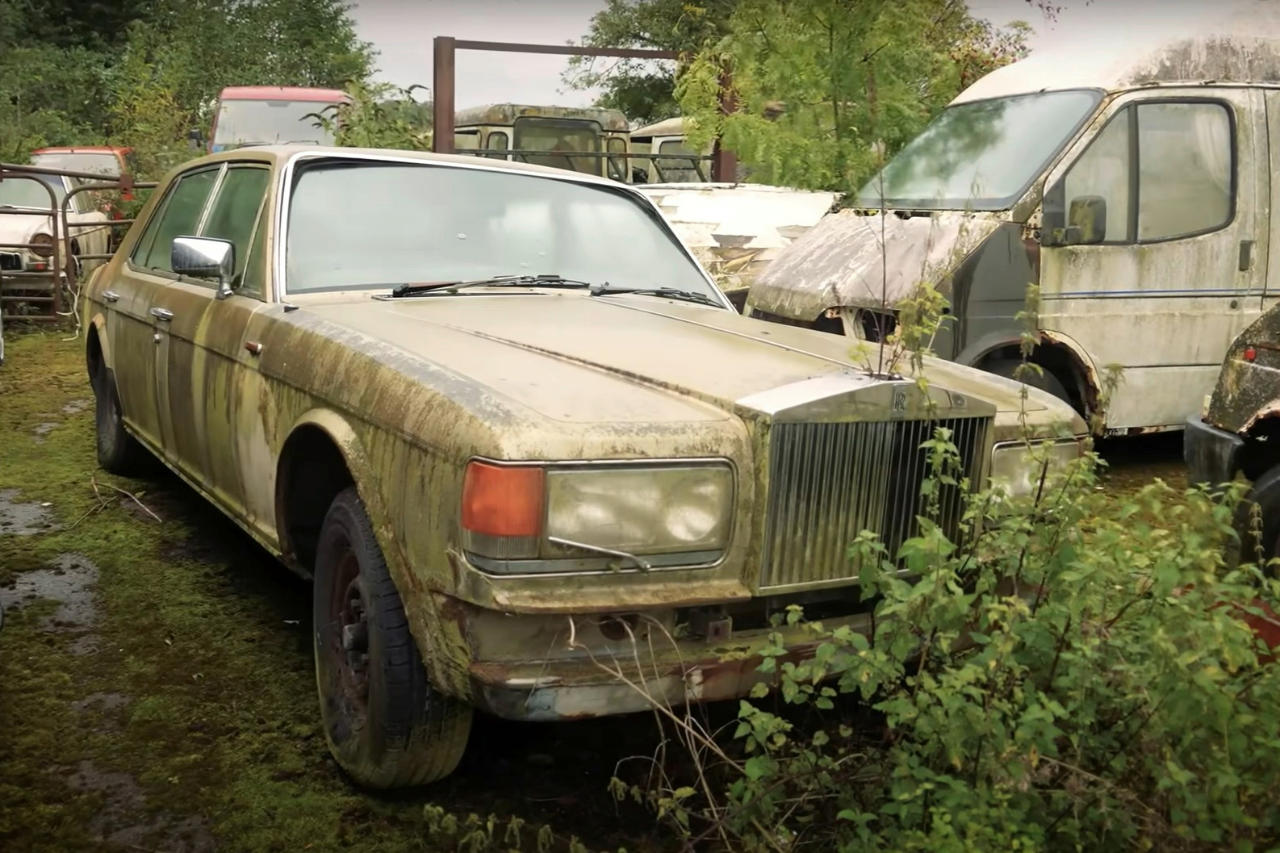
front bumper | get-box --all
[1184,416,1245,487]
[457,604,874,721]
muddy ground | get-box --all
[0,329,1187,852]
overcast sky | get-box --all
[348,0,1222,110]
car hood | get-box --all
[747,209,1003,321]
[301,292,1081,437]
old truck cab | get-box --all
[452,103,631,181]
[748,23,1280,436]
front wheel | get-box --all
[313,486,472,788]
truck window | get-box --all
[1136,103,1232,241]
[1053,101,1233,244]
[1061,113,1132,242]
[485,131,509,160]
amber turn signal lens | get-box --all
[462,462,545,537]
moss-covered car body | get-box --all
[81,145,1085,782]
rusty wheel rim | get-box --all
[328,545,370,729]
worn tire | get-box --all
[1235,464,1280,567]
[313,486,472,788]
[92,365,149,475]
[984,358,1072,407]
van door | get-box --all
[1262,91,1280,313]
[1038,88,1266,431]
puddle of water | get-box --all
[0,553,99,630]
[71,692,130,714]
[0,488,58,536]
[62,760,216,852]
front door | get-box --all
[1039,88,1267,431]
[150,163,272,515]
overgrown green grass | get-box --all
[0,329,659,852]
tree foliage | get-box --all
[676,0,1031,192]
[0,0,372,169]
[565,0,734,126]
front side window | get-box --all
[1061,112,1131,242]
[284,160,715,298]
[656,138,699,183]
[131,168,219,272]
[484,131,509,160]
[200,166,270,292]
[1050,101,1234,243]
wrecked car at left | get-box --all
[81,145,1085,787]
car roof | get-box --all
[179,144,635,187]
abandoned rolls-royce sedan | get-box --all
[81,146,1086,787]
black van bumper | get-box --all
[1184,416,1245,487]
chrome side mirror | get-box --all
[172,236,235,299]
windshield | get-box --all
[213,99,336,150]
[31,152,120,176]
[0,174,66,209]
[285,160,717,297]
[858,90,1101,211]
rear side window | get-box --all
[131,169,219,272]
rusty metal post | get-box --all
[711,65,737,183]
[433,36,456,154]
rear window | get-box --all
[31,152,121,177]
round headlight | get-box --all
[28,233,55,258]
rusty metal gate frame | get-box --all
[431,36,737,182]
[0,162,156,323]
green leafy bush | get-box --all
[613,441,1280,850]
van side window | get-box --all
[1137,103,1232,241]
[1054,101,1234,245]
[1061,113,1131,242]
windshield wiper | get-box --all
[390,274,594,298]
[588,284,721,307]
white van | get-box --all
[747,28,1280,435]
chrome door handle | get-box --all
[103,290,120,303]
[149,307,174,321]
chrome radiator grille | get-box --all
[758,416,990,590]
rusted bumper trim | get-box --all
[466,613,874,721]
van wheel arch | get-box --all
[974,342,1094,419]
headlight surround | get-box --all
[462,459,734,574]
[989,440,1082,499]
[28,232,55,259]
[547,464,733,556]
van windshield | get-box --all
[858,90,1101,211]
[212,99,337,150]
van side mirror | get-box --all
[1067,195,1106,245]
[172,236,235,299]
[1044,193,1105,244]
